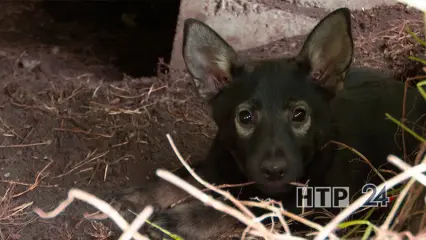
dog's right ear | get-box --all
[182,19,238,100]
[296,8,354,94]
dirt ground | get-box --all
[0,2,424,240]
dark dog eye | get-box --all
[238,110,253,125]
[292,108,307,122]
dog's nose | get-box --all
[261,160,287,181]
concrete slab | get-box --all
[294,0,397,10]
[170,0,400,70]
[170,0,317,69]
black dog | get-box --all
[112,7,426,239]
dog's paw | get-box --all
[143,210,181,240]
[142,201,235,240]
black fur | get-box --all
[109,8,426,240]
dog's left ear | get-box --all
[182,18,238,100]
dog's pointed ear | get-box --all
[182,18,238,100]
[296,8,354,94]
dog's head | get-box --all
[182,8,354,196]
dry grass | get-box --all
[0,50,215,238]
[354,19,424,66]
[31,133,426,240]
[86,221,113,240]
[0,184,36,238]
[2,57,421,239]
[3,34,425,240]
[1,48,424,240]
[0,2,424,239]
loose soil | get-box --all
[0,2,424,240]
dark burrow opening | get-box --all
[41,0,181,78]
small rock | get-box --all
[51,46,60,55]
[20,59,41,71]
[110,98,120,104]
[9,233,21,239]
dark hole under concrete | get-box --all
[41,0,181,78]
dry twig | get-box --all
[33,188,153,240]
[316,154,426,240]
[160,134,339,240]
[12,160,53,198]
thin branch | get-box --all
[165,133,257,219]
[381,154,426,229]
[315,154,426,240]
[156,169,298,240]
[33,188,151,240]
[118,206,154,240]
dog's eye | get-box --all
[292,107,307,123]
[238,110,253,125]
